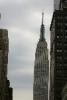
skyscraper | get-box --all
[33,13,49,100]
[50,0,67,100]
[62,84,67,100]
[0,29,13,100]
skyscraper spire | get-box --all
[40,12,45,41]
[33,11,49,100]
[42,12,44,25]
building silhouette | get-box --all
[50,0,67,100]
[0,29,13,100]
[33,13,49,100]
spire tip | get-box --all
[42,12,44,25]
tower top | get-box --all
[40,12,45,41]
[42,12,44,25]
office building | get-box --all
[33,13,49,100]
[50,0,67,100]
[0,29,13,100]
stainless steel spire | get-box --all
[40,12,45,41]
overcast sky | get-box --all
[0,0,53,100]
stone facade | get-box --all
[0,29,13,100]
[33,13,49,100]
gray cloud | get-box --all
[0,0,53,28]
[9,73,33,89]
[0,0,53,100]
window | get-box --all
[56,56,62,60]
[56,49,62,53]
[65,36,67,39]
[57,36,59,39]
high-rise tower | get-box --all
[50,0,67,100]
[33,13,49,100]
[0,29,13,100]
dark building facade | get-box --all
[50,0,67,100]
[33,13,49,100]
[0,29,13,100]
[62,83,67,100]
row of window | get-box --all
[56,56,67,60]
[56,35,67,39]
[56,49,67,53]
[34,78,47,86]
[34,95,46,100]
